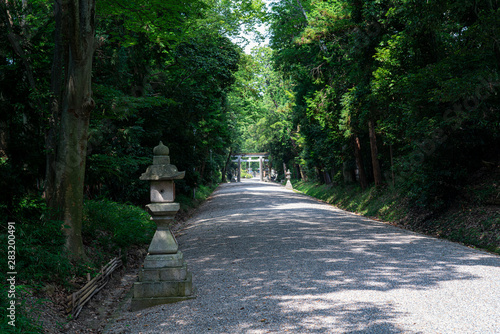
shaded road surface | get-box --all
[106,180,500,333]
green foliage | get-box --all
[82,199,155,253]
[0,195,69,332]
[85,131,151,204]
[98,0,207,47]
[0,195,71,283]
[227,47,297,178]
[294,181,405,221]
[294,180,500,255]
[1,0,250,209]
[0,285,44,333]
[194,183,219,201]
[264,0,500,208]
[240,170,254,179]
[176,183,219,212]
[90,26,242,199]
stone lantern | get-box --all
[285,169,293,190]
[131,141,193,311]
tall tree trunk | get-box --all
[323,168,332,184]
[343,160,355,183]
[295,164,302,181]
[45,0,64,205]
[353,134,368,189]
[314,167,321,182]
[221,147,233,183]
[200,147,209,181]
[0,121,8,159]
[49,0,96,260]
[368,120,383,186]
[298,164,306,181]
[390,144,395,187]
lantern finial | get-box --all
[153,141,169,156]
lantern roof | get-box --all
[140,141,185,181]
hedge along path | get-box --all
[105,179,500,334]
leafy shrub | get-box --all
[82,199,155,253]
[176,183,218,212]
[0,285,44,333]
[240,170,254,179]
[0,195,71,283]
[86,153,150,204]
[0,195,69,332]
[195,184,218,200]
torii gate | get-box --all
[232,153,269,182]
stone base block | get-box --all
[138,264,188,282]
[133,274,192,299]
[132,251,194,311]
[143,252,184,268]
[133,275,192,300]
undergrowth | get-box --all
[293,179,500,256]
[82,199,155,261]
[176,183,219,212]
[0,182,219,332]
[0,195,72,333]
[293,181,405,222]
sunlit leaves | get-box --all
[98,0,206,46]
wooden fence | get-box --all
[66,257,122,319]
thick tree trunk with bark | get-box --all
[353,134,368,189]
[221,147,233,183]
[368,120,383,186]
[49,0,96,260]
[0,121,8,158]
[298,164,306,181]
[343,160,355,183]
[323,169,332,184]
[200,147,209,181]
[294,164,301,180]
[45,0,63,206]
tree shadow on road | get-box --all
[107,181,499,333]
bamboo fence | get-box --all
[66,257,122,319]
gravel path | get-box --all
[105,179,500,334]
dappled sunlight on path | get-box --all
[106,180,500,334]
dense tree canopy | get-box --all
[0,0,498,259]
[0,0,265,259]
[243,0,500,208]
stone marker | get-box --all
[131,141,194,311]
[285,169,293,190]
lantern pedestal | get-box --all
[131,142,194,311]
[131,252,193,310]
